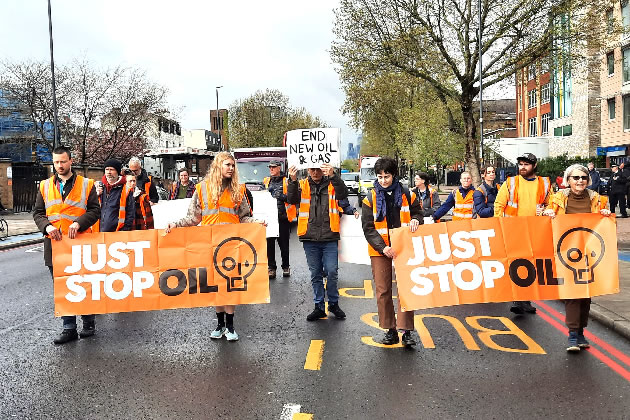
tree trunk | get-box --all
[460,97,481,186]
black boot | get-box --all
[328,303,346,319]
[380,329,399,345]
[79,320,96,338]
[306,306,327,321]
[401,330,417,347]
[53,329,78,345]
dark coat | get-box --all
[587,169,601,191]
[287,173,348,242]
[267,175,289,221]
[411,187,440,217]
[609,170,627,195]
[100,176,135,232]
[32,171,101,266]
[473,182,498,218]
[136,168,159,203]
[169,180,196,200]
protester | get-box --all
[128,156,159,204]
[361,157,422,346]
[412,171,441,218]
[96,159,135,232]
[609,164,628,218]
[621,159,630,207]
[542,164,611,352]
[32,146,100,344]
[169,168,196,200]
[166,152,265,341]
[473,165,499,218]
[263,160,296,279]
[433,171,475,221]
[586,162,600,192]
[287,163,349,321]
[495,153,551,315]
[125,172,154,230]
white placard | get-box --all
[152,198,193,229]
[251,190,279,238]
[286,128,341,170]
[338,216,371,265]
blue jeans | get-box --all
[302,241,339,309]
[48,266,95,330]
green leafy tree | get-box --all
[341,158,359,171]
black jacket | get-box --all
[267,175,289,222]
[473,182,498,218]
[287,173,348,242]
[33,172,101,266]
[100,178,135,232]
[610,170,627,195]
[136,168,159,203]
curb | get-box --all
[0,236,44,251]
[589,303,630,341]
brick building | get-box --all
[515,61,552,139]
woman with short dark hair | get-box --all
[412,171,440,218]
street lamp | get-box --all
[47,0,60,149]
[216,86,223,150]
[478,0,484,165]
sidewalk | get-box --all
[1,211,629,340]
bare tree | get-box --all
[331,0,612,182]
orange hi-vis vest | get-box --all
[504,176,551,217]
[297,179,341,237]
[196,181,246,225]
[94,184,130,232]
[263,176,297,222]
[144,175,152,196]
[40,174,94,235]
[452,189,475,220]
[363,189,414,256]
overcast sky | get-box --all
[1,0,360,154]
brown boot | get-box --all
[268,269,276,279]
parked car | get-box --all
[597,168,612,196]
[341,172,360,194]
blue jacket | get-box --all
[473,182,498,218]
[433,185,476,221]
[100,178,135,232]
[587,169,601,191]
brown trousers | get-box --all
[565,298,591,332]
[371,256,414,330]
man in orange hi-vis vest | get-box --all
[263,160,297,279]
[432,171,476,221]
[494,152,551,315]
[33,146,101,345]
[287,163,349,322]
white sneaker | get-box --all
[210,326,226,339]
[225,329,239,341]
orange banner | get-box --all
[390,214,619,311]
[52,224,269,316]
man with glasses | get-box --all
[128,156,159,204]
[494,153,551,315]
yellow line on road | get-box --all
[304,339,325,371]
[293,414,313,420]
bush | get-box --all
[535,154,604,178]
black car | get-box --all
[596,168,612,196]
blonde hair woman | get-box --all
[166,152,265,341]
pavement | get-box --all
[3,205,630,342]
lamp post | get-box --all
[478,0,484,165]
[47,0,60,149]
[215,86,223,150]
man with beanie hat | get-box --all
[96,158,135,232]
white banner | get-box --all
[152,198,193,229]
[338,216,371,265]
[286,128,341,170]
[251,190,279,238]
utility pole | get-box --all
[478,0,484,165]
[47,0,60,149]
[216,86,223,150]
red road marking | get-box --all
[535,300,630,368]
[534,304,630,382]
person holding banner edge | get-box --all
[165,152,266,341]
[287,162,349,322]
[263,160,296,279]
[494,152,551,315]
[543,163,611,352]
[33,146,101,345]
[362,157,422,346]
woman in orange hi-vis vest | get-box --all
[361,157,423,347]
[166,152,266,342]
[543,164,612,353]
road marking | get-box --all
[304,340,325,370]
[293,414,313,420]
[339,280,374,298]
[25,245,44,253]
[535,300,630,368]
[0,312,47,336]
[280,404,301,419]
[535,304,630,382]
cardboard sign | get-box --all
[338,216,372,265]
[286,128,341,170]
[152,198,193,229]
[251,190,279,238]
[391,214,619,311]
[52,224,269,316]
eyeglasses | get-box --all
[570,176,589,181]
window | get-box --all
[554,126,562,136]
[528,117,537,136]
[624,95,630,130]
[528,65,536,80]
[541,113,550,135]
[608,52,615,75]
[609,98,616,120]
[553,125,572,136]
[624,1,630,31]
[541,59,550,74]
[608,9,615,34]
[624,49,630,83]
[528,88,537,109]
[541,83,550,104]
